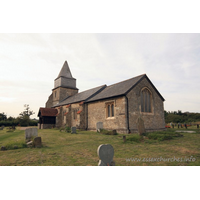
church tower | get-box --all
[46,61,79,107]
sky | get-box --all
[0,33,200,118]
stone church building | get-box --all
[38,61,165,133]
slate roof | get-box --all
[38,108,58,117]
[54,84,107,107]
[56,61,74,79]
[86,74,146,102]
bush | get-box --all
[99,129,118,135]
[4,141,27,150]
[65,126,71,133]
[126,135,143,143]
[60,126,71,133]
[147,131,182,141]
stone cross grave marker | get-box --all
[136,116,146,135]
[96,122,103,132]
[25,128,38,142]
[97,144,115,166]
[71,127,76,134]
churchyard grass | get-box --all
[0,127,199,166]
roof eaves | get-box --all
[86,94,125,103]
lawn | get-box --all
[0,126,200,166]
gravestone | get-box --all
[25,128,38,142]
[0,126,4,130]
[136,117,146,135]
[32,137,42,148]
[71,127,76,134]
[96,122,103,132]
[1,146,6,151]
[97,144,115,166]
[123,136,126,142]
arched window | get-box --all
[108,105,110,117]
[111,104,114,117]
[106,102,114,118]
[141,88,152,113]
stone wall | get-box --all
[52,87,78,106]
[87,97,128,133]
[56,103,86,129]
[126,77,165,133]
[46,93,53,108]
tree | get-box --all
[18,105,35,127]
[0,112,7,120]
[19,104,35,118]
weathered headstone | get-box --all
[71,127,76,134]
[96,122,103,132]
[25,128,38,142]
[97,144,115,166]
[123,136,126,142]
[0,126,4,130]
[1,146,6,151]
[136,117,146,135]
[32,137,42,148]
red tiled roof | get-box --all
[38,107,58,117]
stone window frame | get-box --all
[105,101,115,119]
[140,87,154,115]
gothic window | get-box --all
[111,104,114,117]
[141,88,152,113]
[108,105,110,117]
[106,102,114,118]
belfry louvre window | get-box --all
[141,88,152,113]
[106,102,114,117]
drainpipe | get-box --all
[125,95,130,133]
[85,103,88,130]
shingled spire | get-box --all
[52,61,79,106]
[57,61,73,79]
[54,61,77,89]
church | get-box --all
[38,61,165,133]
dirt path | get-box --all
[19,126,37,130]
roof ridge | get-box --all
[106,74,146,88]
[75,84,107,95]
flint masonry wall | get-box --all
[56,103,86,129]
[52,87,78,106]
[87,96,128,133]
[46,93,53,108]
[126,77,165,133]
